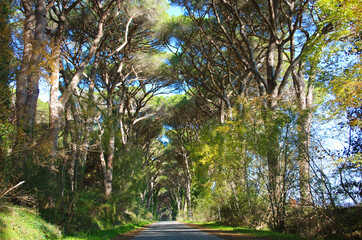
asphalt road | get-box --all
[132,221,222,240]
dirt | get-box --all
[111,222,269,240]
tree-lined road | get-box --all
[132,222,221,240]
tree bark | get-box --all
[23,0,46,134]
[147,179,154,211]
[49,16,65,158]
[293,66,313,205]
[105,125,115,197]
[15,0,33,129]
[77,63,96,189]
[13,0,47,174]
[183,151,193,219]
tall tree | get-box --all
[14,0,49,170]
[0,0,12,163]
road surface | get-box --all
[132,221,222,240]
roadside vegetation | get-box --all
[0,205,61,240]
[0,204,150,240]
[61,221,150,240]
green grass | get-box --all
[61,221,151,240]
[0,205,62,240]
[185,221,312,240]
[0,204,150,240]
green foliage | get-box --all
[0,0,12,86]
[0,121,15,163]
[0,203,150,240]
[189,98,302,230]
[329,63,362,120]
[150,94,190,109]
[0,205,61,240]
[36,99,50,125]
[61,221,150,240]
[113,147,146,203]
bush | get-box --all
[45,190,152,233]
[284,206,362,239]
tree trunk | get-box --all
[13,0,35,170]
[183,151,193,219]
[99,137,108,196]
[105,126,115,197]
[103,98,116,197]
[77,66,96,189]
[147,179,154,211]
[293,67,313,205]
[49,18,65,159]
[15,0,33,129]
[23,0,46,136]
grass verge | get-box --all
[0,204,62,240]
[61,221,151,240]
[0,203,150,240]
[184,221,313,240]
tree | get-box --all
[0,0,13,162]
[13,0,49,171]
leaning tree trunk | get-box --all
[183,150,193,219]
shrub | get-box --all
[284,206,362,239]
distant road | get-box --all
[132,221,222,240]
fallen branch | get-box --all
[0,181,25,199]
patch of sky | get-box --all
[39,78,50,102]
[167,4,184,17]
[159,134,170,146]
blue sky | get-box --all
[167,4,184,17]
